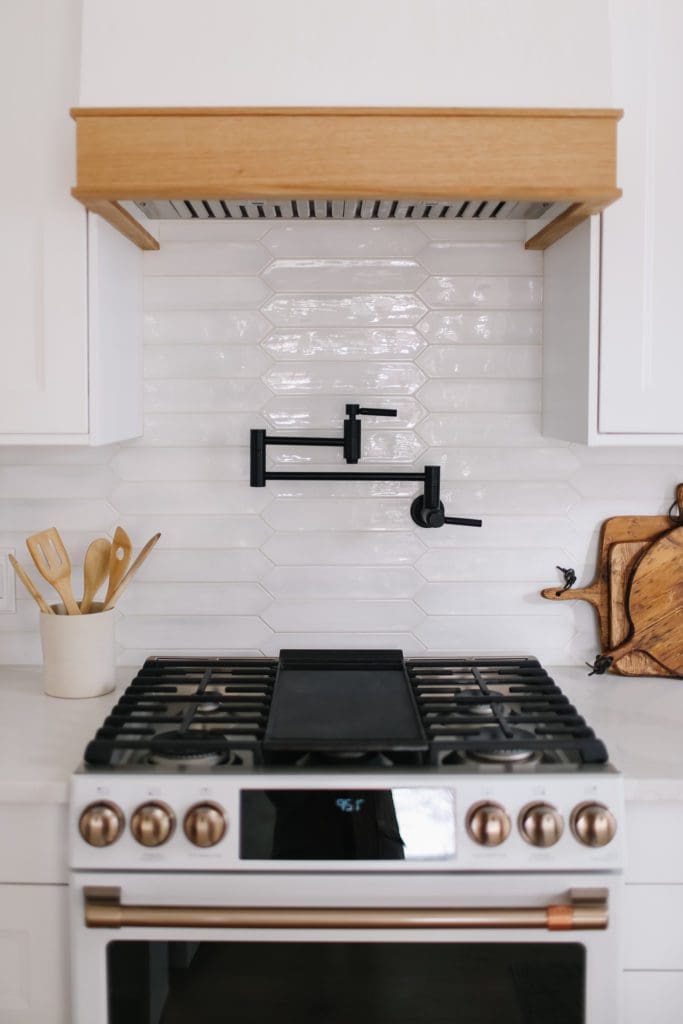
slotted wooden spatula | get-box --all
[103,526,132,608]
[26,528,80,615]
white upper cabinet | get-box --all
[0,0,143,445]
[543,0,683,444]
[79,0,612,108]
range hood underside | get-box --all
[70,107,622,252]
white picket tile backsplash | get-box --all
[2,218,682,667]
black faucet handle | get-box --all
[444,515,483,528]
[357,406,398,417]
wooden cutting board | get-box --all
[604,526,683,676]
[541,512,673,648]
[607,540,673,677]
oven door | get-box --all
[71,871,622,1024]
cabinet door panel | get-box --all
[600,0,683,434]
[0,0,88,436]
[0,884,68,1024]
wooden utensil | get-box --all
[602,526,683,675]
[607,540,672,677]
[8,555,54,615]
[81,538,112,613]
[103,526,133,608]
[102,533,161,611]
[26,528,81,615]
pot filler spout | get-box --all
[249,403,482,530]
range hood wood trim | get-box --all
[70,107,622,250]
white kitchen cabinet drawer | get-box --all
[623,885,683,970]
[0,884,68,1024]
[623,972,683,1024]
[625,803,683,884]
[0,0,143,445]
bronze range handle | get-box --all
[84,887,608,932]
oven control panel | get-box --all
[70,771,624,873]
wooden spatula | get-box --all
[26,528,81,615]
[602,526,683,675]
[9,555,54,615]
[81,538,112,613]
[102,533,161,611]
[103,526,132,608]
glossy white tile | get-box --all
[118,616,272,649]
[263,362,426,395]
[119,515,272,550]
[417,379,540,413]
[417,345,540,379]
[144,379,272,414]
[267,430,424,466]
[262,600,424,632]
[422,447,580,481]
[129,549,272,583]
[261,532,426,566]
[144,310,271,344]
[419,242,542,276]
[415,616,573,657]
[263,498,412,532]
[417,276,542,309]
[262,293,427,326]
[158,220,269,242]
[418,310,542,345]
[144,277,270,310]
[144,242,270,276]
[261,633,425,657]
[110,481,271,516]
[438,481,576,516]
[262,396,424,430]
[263,222,427,258]
[262,566,423,599]
[140,412,267,446]
[144,344,272,379]
[0,501,117,533]
[415,582,568,615]
[417,221,526,242]
[119,582,271,615]
[262,328,425,360]
[0,466,115,499]
[112,449,248,482]
[416,548,569,582]
[416,413,564,447]
[263,259,426,293]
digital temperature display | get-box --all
[335,797,366,813]
[240,788,455,861]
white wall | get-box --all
[1,218,682,667]
[79,0,613,107]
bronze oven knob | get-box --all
[466,802,511,847]
[184,802,227,848]
[519,803,564,847]
[79,801,124,847]
[571,802,617,848]
[130,801,175,847]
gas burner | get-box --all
[196,701,221,714]
[297,750,395,769]
[456,689,498,718]
[148,730,235,769]
[465,726,542,766]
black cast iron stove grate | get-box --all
[407,656,608,765]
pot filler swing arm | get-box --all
[250,404,482,530]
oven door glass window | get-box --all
[107,940,585,1023]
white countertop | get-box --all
[0,664,681,805]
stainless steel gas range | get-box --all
[69,651,624,1024]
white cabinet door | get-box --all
[0,884,69,1024]
[0,0,88,437]
[599,0,683,436]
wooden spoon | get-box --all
[81,538,112,613]
[102,533,161,611]
[8,555,54,615]
[26,528,80,615]
[103,526,133,608]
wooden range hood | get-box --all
[70,107,622,252]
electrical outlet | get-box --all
[0,549,16,613]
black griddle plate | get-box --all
[263,650,428,753]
